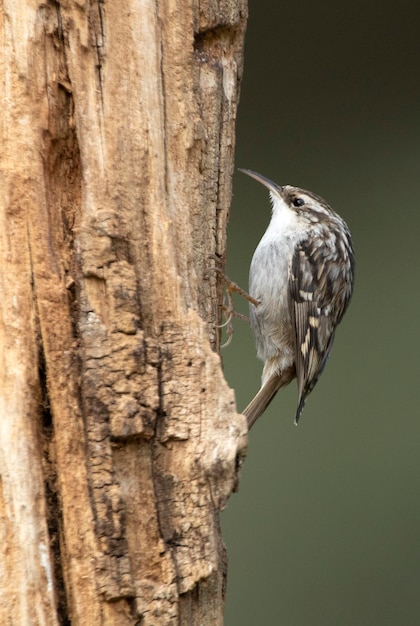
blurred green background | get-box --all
[221,1,420,624]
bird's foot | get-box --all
[210,255,260,348]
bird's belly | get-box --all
[249,241,295,367]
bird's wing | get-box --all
[288,237,352,423]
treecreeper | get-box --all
[240,169,355,429]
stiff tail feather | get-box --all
[243,367,295,429]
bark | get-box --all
[0,1,247,624]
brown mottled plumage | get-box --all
[240,169,354,428]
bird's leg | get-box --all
[211,254,260,308]
[210,255,260,347]
[218,284,253,347]
[222,276,260,308]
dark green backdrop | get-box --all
[221,2,420,624]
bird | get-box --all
[239,169,355,429]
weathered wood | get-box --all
[0,1,247,624]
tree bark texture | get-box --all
[0,1,247,624]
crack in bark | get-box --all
[38,344,70,625]
[94,0,105,106]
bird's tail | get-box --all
[243,366,295,429]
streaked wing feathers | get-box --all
[289,235,353,423]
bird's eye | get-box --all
[293,197,305,207]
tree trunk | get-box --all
[0,1,247,624]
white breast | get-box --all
[249,193,304,369]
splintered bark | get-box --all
[0,2,247,624]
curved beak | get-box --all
[238,168,283,195]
